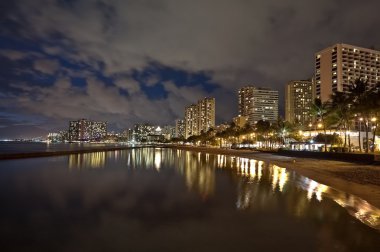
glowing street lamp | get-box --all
[317,123,323,128]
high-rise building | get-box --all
[315,43,380,102]
[185,97,216,139]
[238,86,278,124]
[132,124,154,142]
[175,119,185,139]
[69,119,107,141]
[91,121,107,140]
[197,97,216,134]
[285,80,315,126]
[185,104,199,139]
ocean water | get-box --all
[0,141,129,154]
[0,148,379,251]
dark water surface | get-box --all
[0,141,129,154]
[0,148,379,251]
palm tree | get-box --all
[256,120,271,148]
[330,91,354,151]
[349,79,378,153]
[310,98,330,151]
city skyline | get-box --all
[1,0,380,138]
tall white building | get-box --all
[315,43,380,102]
[285,80,315,126]
[185,97,216,139]
[238,86,278,124]
[197,97,215,134]
[185,104,199,139]
[175,119,185,139]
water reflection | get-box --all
[219,155,380,231]
[68,152,106,169]
[66,149,380,231]
[1,148,380,251]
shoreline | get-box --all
[171,145,380,209]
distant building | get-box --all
[185,104,199,139]
[132,124,154,142]
[238,86,278,124]
[315,43,380,102]
[175,119,185,139]
[198,97,215,134]
[69,119,107,141]
[233,115,248,128]
[185,97,216,139]
[162,125,175,140]
[122,128,134,142]
[285,80,315,126]
[146,126,165,142]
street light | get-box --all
[317,123,323,128]
[308,123,312,139]
[359,117,363,152]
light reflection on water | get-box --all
[219,155,380,231]
[67,148,380,231]
[1,147,380,251]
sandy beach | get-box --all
[172,145,380,209]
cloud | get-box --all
[114,77,141,94]
[0,49,28,60]
[1,0,380,130]
[33,58,60,75]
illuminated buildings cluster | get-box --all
[238,86,279,124]
[283,43,380,129]
[69,119,107,142]
[315,43,380,102]
[123,123,175,143]
[184,97,216,139]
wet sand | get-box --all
[172,145,380,209]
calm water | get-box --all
[0,141,129,154]
[0,148,379,251]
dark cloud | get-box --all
[1,0,379,133]
[33,58,60,75]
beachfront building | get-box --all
[285,80,315,127]
[69,119,107,142]
[185,97,216,139]
[295,129,379,152]
[238,86,278,124]
[315,43,380,102]
[175,119,185,139]
[198,97,215,134]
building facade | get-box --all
[197,97,216,134]
[175,119,185,139]
[185,97,216,139]
[69,119,107,141]
[185,104,199,139]
[315,43,380,102]
[238,86,278,124]
[285,80,315,126]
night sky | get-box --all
[1,0,379,138]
